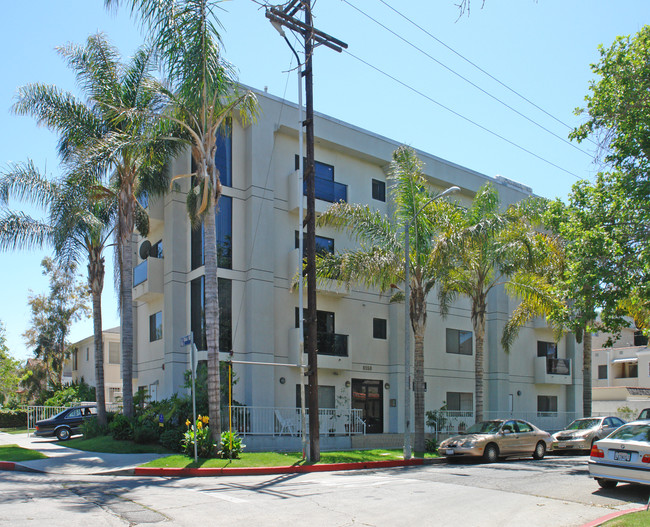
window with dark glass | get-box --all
[537,341,557,359]
[373,318,387,339]
[149,311,163,342]
[446,392,473,411]
[598,365,608,379]
[537,395,558,415]
[446,329,473,355]
[190,195,233,270]
[294,308,347,357]
[215,119,232,187]
[296,384,335,409]
[294,155,347,203]
[151,240,163,258]
[294,231,334,256]
[190,276,232,352]
[635,331,648,346]
[372,179,386,202]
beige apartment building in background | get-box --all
[73,88,584,444]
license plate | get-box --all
[614,451,631,462]
[557,443,566,449]
[445,449,455,455]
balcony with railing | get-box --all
[534,356,572,385]
[288,328,351,370]
[133,257,164,302]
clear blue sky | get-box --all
[1,0,647,361]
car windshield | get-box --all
[465,421,503,434]
[566,418,599,430]
[608,424,650,442]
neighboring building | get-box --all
[123,88,582,442]
[69,327,123,404]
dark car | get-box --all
[34,405,97,441]
[637,408,650,421]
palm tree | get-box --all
[106,0,258,437]
[438,184,556,423]
[0,161,115,426]
[13,34,176,418]
[315,146,456,455]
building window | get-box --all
[372,179,386,202]
[537,341,557,359]
[635,331,648,347]
[446,392,473,412]
[295,156,347,203]
[373,318,387,339]
[86,347,89,361]
[149,311,163,342]
[190,276,232,352]
[598,365,608,380]
[446,329,473,355]
[296,384,335,409]
[108,387,121,403]
[294,308,347,357]
[295,231,334,256]
[191,195,233,270]
[109,342,120,365]
[72,350,78,371]
[215,119,232,187]
[537,395,558,416]
[151,240,163,258]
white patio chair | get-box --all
[275,410,298,436]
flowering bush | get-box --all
[218,431,245,459]
[182,415,214,458]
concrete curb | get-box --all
[580,506,646,527]
[135,458,431,477]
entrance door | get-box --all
[351,379,383,434]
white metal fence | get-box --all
[25,402,121,430]
[221,406,366,436]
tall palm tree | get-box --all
[106,0,257,437]
[438,184,555,423]
[13,34,176,418]
[0,161,115,425]
[315,146,456,455]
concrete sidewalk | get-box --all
[0,431,165,475]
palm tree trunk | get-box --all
[473,302,487,423]
[119,181,135,419]
[204,194,221,443]
[413,323,426,455]
[583,327,592,417]
[89,248,107,427]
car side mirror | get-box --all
[501,429,511,435]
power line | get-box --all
[341,0,594,159]
[344,49,581,179]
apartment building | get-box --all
[125,88,582,438]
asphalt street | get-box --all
[1,455,648,526]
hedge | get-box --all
[0,410,27,428]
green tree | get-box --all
[438,184,555,422]
[13,34,176,418]
[23,257,90,390]
[106,0,257,438]
[315,146,457,455]
[0,321,23,406]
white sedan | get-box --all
[588,421,650,488]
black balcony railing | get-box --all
[546,358,570,375]
[133,261,148,286]
[316,332,348,357]
[304,176,347,203]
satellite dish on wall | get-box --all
[139,240,152,260]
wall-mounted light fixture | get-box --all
[279,377,286,385]
[384,383,390,390]
[517,390,522,396]
[345,380,351,388]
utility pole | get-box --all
[266,1,347,462]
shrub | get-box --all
[0,409,27,428]
[218,431,245,459]
[44,380,96,407]
[109,413,133,441]
[182,415,214,458]
[133,421,161,444]
[425,438,439,453]
[160,428,185,452]
[81,416,108,439]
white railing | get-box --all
[25,402,121,430]
[221,406,366,436]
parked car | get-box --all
[589,421,650,488]
[438,419,552,462]
[551,416,625,453]
[34,405,97,441]
[636,408,650,420]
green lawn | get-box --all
[0,428,29,435]
[66,435,172,454]
[601,510,650,526]
[0,444,48,462]
[142,449,437,469]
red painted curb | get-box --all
[580,507,645,527]
[0,461,16,471]
[135,458,424,477]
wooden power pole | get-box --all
[266,1,347,462]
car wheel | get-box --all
[533,441,546,460]
[56,427,71,441]
[483,444,499,463]
[596,478,617,489]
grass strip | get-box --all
[0,444,48,462]
[0,428,29,435]
[601,510,650,526]
[66,435,172,454]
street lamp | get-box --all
[403,185,460,460]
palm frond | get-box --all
[0,211,53,251]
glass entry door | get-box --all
[351,379,383,434]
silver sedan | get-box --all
[552,416,625,453]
